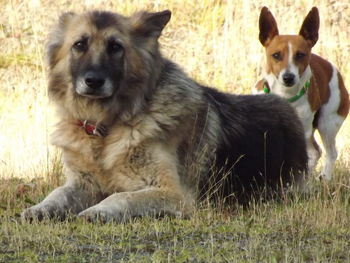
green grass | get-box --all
[1,168,350,262]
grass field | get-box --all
[1,0,350,262]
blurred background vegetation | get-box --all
[0,0,349,180]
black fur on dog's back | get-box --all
[201,87,308,203]
[155,61,308,204]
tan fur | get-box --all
[21,10,194,222]
[48,87,197,219]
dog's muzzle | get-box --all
[75,71,114,99]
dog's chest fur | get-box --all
[50,119,160,194]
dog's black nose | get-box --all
[84,72,105,89]
[282,73,295,87]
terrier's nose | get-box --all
[282,73,295,87]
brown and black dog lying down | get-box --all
[22,10,307,223]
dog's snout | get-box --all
[282,73,295,87]
[84,72,105,89]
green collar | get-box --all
[263,80,310,103]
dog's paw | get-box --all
[78,205,129,223]
[21,203,64,222]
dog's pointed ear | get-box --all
[259,7,279,47]
[299,7,319,47]
[58,12,76,28]
[130,10,171,39]
[46,12,77,68]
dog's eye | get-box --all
[73,39,88,52]
[107,40,123,55]
[295,52,306,60]
[272,52,282,61]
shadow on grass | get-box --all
[0,164,349,262]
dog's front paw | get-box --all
[78,205,129,223]
[21,202,65,222]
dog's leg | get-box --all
[77,141,194,223]
[22,173,103,221]
[78,187,193,223]
[317,67,347,180]
[317,114,344,180]
[307,130,322,172]
[300,113,320,173]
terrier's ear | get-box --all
[259,7,279,46]
[299,7,319,47]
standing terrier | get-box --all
[254,7,349,180]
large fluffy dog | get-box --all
[22,10,307,222]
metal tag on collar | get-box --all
[78,120,108,137]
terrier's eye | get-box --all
[295,51,306,60]
[272,52,282,61]
[107,39,123,55]
[72,39,88,52]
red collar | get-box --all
[77,120,108,137]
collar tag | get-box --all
[77,120,108,137]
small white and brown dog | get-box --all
[254,7,349,180]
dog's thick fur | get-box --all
[22,10,307,222]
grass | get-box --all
[1,177,350,262]
[0,0,350,262]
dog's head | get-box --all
[258,7,319,88]
[47,10,171,120]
